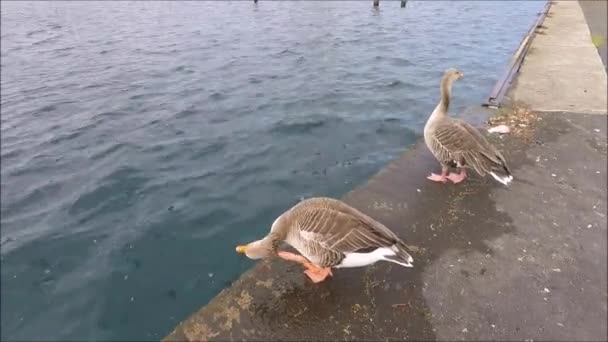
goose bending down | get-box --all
[424,68,513,185]
[236,197,414,283]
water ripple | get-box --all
[68,166,150,218]
[269,116,345,135]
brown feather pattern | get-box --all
[429,118,511,176]
[273,197,409,268]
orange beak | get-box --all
[236,245,246,254]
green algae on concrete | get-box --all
[579,0,607,67]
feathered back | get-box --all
[430,119,511,178]
[274,197,412,267]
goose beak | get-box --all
[458,72,464,78]
[236,245,247,254]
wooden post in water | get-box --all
[401,0,407,8]
[373,0,379,7]
[254,0,258,3]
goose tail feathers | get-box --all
[490,171,513,186]
[384,242,414,268]
[489,162,513,186]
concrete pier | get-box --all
[507,1,607,113]
[164,1,607,340]
[579,0,607,68]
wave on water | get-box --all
[269,116,346,135]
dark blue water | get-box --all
[1,1,544,340]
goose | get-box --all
[424,68,513,185]
[236,197,414,283]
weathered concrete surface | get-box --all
[508,1,607,113]
[579,0,607,68]
[164,111,607,341]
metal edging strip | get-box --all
[482,0,553,108]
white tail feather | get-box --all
[383,256,414,268]
[338,247,414,268]
[490,172,513,186]
[384,245,414,268]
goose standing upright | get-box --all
[423,68,513,185]
[236,197,414,283]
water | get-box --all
[1,1,544,340]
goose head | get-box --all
[444,68,464,83]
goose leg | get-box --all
[277,251,333,283]
[427,166,448,183]
[447,169,467,184]
[303,263,333,283]
[277,251,309,264]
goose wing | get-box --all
[291,199,401,266]
[432,119,510,176]
[458,120,510,166]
